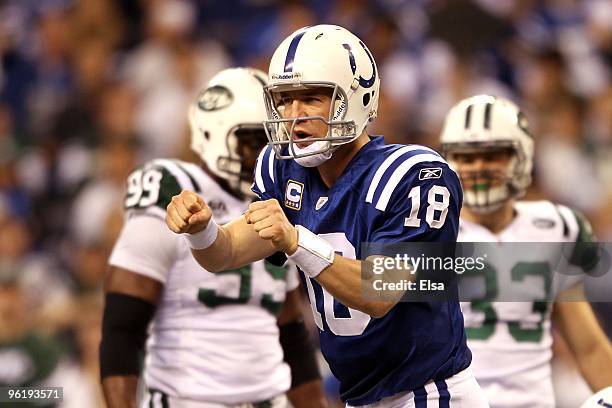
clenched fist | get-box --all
[245,199,298,254]
[166,190,212,234]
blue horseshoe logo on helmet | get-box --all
[342,41,377,88]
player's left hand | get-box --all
[245,199,298,254]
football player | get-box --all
[100,68,325,408]
[166,25,488,407]
[440,95,612,408]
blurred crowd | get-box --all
[0,0,610,406]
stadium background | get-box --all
[0,0,610,406]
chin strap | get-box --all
[292,141,334,167]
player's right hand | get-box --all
[166,190,212,234]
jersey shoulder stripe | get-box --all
[151,159,195,191]
[558,205,594,243]
[366,147,450,212]
[555,204,582,242]
[555,204,598,271]
[365,145,439,203]
[124,159,199,217]
[267,146,276,183]
[375,153,447,211]
[174,161,203,193]
[254,145,275,195]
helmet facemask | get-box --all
[444,142,527,213]
[263,82,358,166]
[217,125,269,197]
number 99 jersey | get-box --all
[109,159,299,404]
[253,137,471,405]
[458,200,595,408]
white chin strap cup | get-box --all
[288,225,335,278]
[293,141,334,167]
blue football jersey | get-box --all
[252,137,471,405]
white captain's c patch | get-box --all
[284,180,304,210]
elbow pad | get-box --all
[99,293,156,378]
[279,319,321,388]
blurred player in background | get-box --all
[167,25,488,407]
[440,95,612,408]
[0,269,78,403]
[100,67,325,408]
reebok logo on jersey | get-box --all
[285,180,304,210]
[419,167,442,181]
[315,197,328,210]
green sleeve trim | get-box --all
[123,164,183,211]
[175,162,202,193]
[571,209,595,243]
[157,167,182,209]
[567,208,599,272]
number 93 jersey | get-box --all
[109,159,299,404]
[253,137,471,405]
[458,200,596,408]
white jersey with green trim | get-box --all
[109,159,299,404]
[458,200,594,408]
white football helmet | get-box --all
[440,95,534,213]
[263,24,380,167]
[189,67,269,197]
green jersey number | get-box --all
[197,262,289,315]
[464,262,551,342]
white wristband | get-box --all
[288,225,335,278]
[183,218,219,250]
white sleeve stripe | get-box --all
[152,159,194,191]
[153,392,162,408]
[366,145,439,203]
[268,148,275,183]
[375,154,447,211]
[255,147,267,193]
[366,146,414,203]
[141,392,151,407]
[556,205,579,241]
[424,381,440,402]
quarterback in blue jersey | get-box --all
[166,25,488,407]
